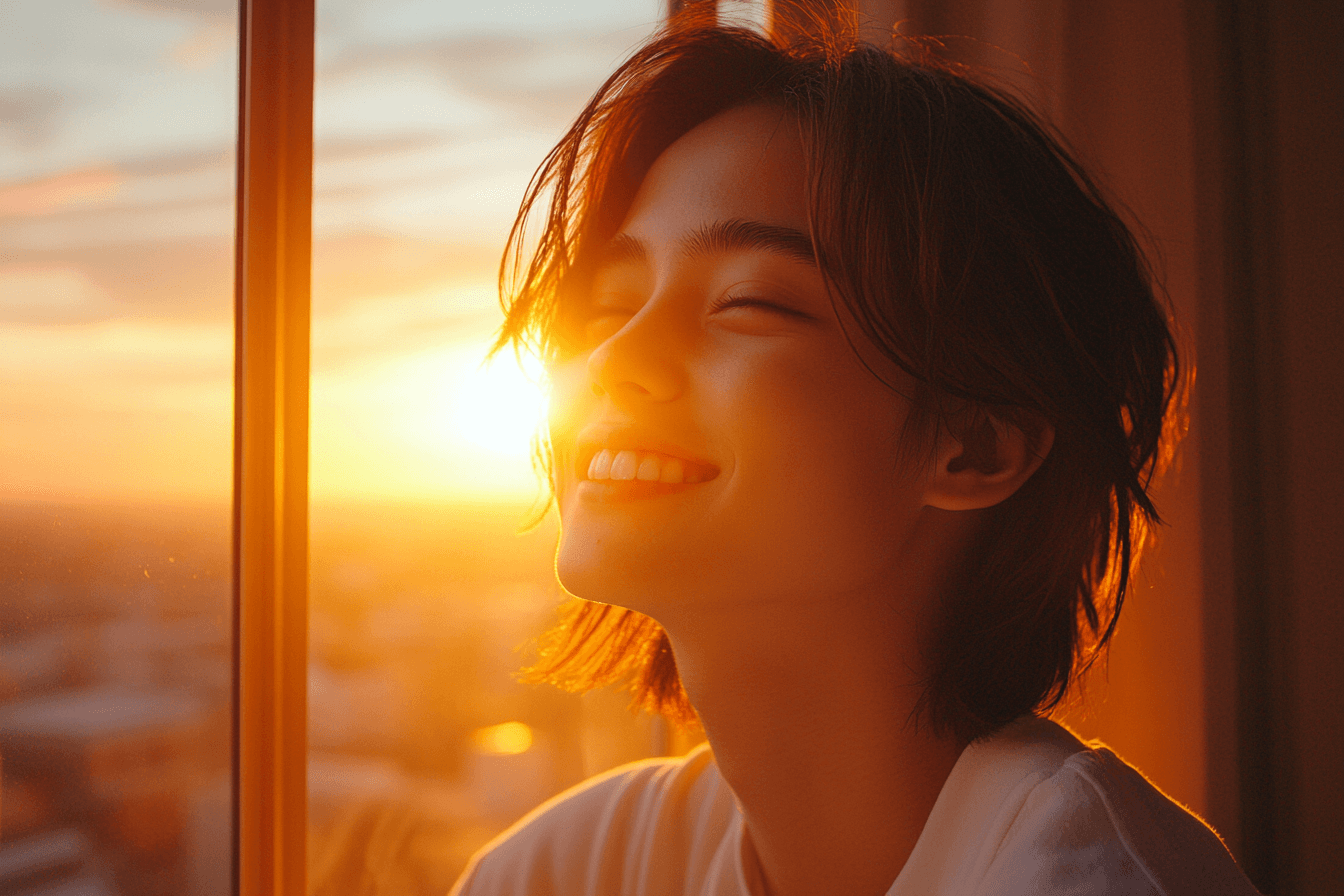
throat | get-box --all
[665,613,962,896]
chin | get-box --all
[554,534,686,618]
[556,544,644,608]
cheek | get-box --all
[730,352,907,480]
[715,356,920,579]
[545,358,593,494]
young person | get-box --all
[451,22,1261,896]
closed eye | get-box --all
[708,294,816,321]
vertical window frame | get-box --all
[229,2,710,891]
[232,0,315,893]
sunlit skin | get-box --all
[547,105,1052,896]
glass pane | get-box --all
[0,2,237,895]
[308,2,689,892]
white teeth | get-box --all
[588,448,613,480]
[636,455,660,481]
[609,450,639,481]
[659,457,684,484]
[584,449,710,485]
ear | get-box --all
[924,411,1055,512]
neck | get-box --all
[661,591,965,896]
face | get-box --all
[548,104,932,624]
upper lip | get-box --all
[574,424,719,478]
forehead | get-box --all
[620,103,810,240]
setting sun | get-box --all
[309,334,552,503]
[448,352,548,459]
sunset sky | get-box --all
[1,0,665,505]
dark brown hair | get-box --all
[495,22,1183,744]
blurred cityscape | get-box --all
[0,500,691,896]
[0,502,231,895]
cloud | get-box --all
[0,228,500,328]
[0,151,232,251]
[0,237,233,325]
[312,300,501,371]
[109,0,234,18]
[0,86,68,150]
[5,131,446,186]
[103,0,236,68]
[116,144,233,179]
[0,132,456,241]
[0,167,125,218]
[315,131,454,164]
[0,265,115,325]
[320,29,646,129]
[0,146,230,224]
[312,231,498,314]
[170,16,234,69]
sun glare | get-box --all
[310,336,554,502]
[472,721,534,755]
[449,352,548,458]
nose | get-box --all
[585,305,685,404]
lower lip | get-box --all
[576,479,712,502]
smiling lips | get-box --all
[585,448,718,485]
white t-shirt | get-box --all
[450,716,1261,895]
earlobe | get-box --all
[925,413,1054,512]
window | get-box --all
[0,1,238,893]
[4,1,706,894]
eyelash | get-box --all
[707,294,811,319]
[576,295,810,347]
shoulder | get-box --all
[894,717,1260,896]
[974,719,1262,896]
[449,743,739,896]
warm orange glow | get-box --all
[445,352,548,459]
[472,721,534,755]
[0,319,233,504]
[309,322,550,503]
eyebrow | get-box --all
[596,218,818,269]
